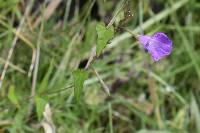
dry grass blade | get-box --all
[85,46,96,69]
[91,67,110,96]
[28,19,43,116]
[0,120,12,126]
[34,0,62,27]
[0,58,26,74]
[42,104,56,133]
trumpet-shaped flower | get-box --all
[138,32,173,61]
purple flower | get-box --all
[138,32,173,61]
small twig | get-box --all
[84,46,96,70]
[91,67,110,96]
[84,32,111,96]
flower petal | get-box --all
[152,32,172,47]
[138,32,173,62]
[138,35,151,48]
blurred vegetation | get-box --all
[0,0,200,132]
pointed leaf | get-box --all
[96,22,114,57]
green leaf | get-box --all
[8,85,20,108]
[96,22,114,57]
[35,96,47,120]
[38,60,54,94]
[72,69,88,101]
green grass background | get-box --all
[0,0,200,132]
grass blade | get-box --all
[72,69,88,101]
